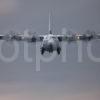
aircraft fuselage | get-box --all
[41,34,61,54]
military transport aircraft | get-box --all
[0,13,100,55]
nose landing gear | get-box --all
[49,44,53,53]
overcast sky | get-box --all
[0,0,100,100]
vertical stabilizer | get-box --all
[49,12,52,34]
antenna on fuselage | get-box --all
[49,12,52,34]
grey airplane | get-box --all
[0,13,100,55]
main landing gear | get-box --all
[57,47,61,55]
[41,47,45,55]
[41,47,61,55]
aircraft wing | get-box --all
[56,34,76,42]
[0,32,100,42]
[22,35,44,42]
[56,33,100,42]
[0,34,44,42]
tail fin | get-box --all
[49,12,52,34]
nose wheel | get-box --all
[57,47,61,55]
[49,44,53,53]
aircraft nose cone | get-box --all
[48,39,54,43]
